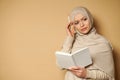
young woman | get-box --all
[59,7,115,80]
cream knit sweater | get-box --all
[60,28,115,80]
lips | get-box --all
[81,27,88,31]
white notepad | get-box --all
[55,47,92,69]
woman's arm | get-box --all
[61,36,74,53]
[57,22,75,69]
[86,69,112,79]
[68,66,112,79]
[61,22,75,53]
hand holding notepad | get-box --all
[55,47,92,69]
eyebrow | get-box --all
[74,16,87,21]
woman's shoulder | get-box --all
[96,33,109,43]
[96,34,113,50]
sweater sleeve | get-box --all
[86,69,112,79]
[61,36,74,53]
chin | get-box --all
[81,30,89,34]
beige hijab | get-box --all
[68,7,114,79]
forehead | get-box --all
[74,13,86,20]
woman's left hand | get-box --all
[68,66,87,78]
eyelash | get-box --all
[83,18,87,21]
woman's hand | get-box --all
[66,22,75,37]
[68,66,87,78]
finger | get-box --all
[71,26,75,34]
[70,70,82,76]
[66,23,72,32]
[66,23,71,31]
[68,66,80,70]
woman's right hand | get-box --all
[66,22,75,37]
[68,66,87,78]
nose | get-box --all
[80,21,84,27]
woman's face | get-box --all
[73,13,91,34]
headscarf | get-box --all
[69,7,114,79]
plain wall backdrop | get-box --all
[0,0,120,80]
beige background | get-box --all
[0,0,120,80]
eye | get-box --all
[74,21,79,25]
[83,17,87,21]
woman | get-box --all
[59,7,115,80]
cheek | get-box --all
[85,22,91,28]
[74,25,80,30]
